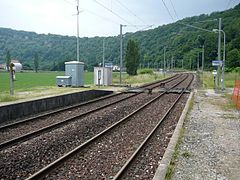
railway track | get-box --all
[0,74,183,150]
[114,74,194,179]
[0,73,193,179]
[24,73,193,179]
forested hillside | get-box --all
[0,4,239,71]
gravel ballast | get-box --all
[0,93,134,144]
[0,93,159,179]
[44,94,187,179]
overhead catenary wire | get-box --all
[169,0,178,20]
[161,0,175,21]
[115,0,146,24]
[93,0,136,27]
[84,9,119,25]
[64,0,152,33]
[226,0,233,9]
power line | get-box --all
[115,0,146,24]
[93,0,135,27]
[169,0,178,19]
[161,0,175,21]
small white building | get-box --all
[11,60,22,72]
[94,67,112,86]
[3,60,22,72]
[113,65,120,72]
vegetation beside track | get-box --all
[0,71,93,103]
[200,71,240,89]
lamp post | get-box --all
[213,29,226,92]
[163,46,166,78]
[202,45,204,72]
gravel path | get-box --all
[172,89,240,180]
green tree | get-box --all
[34,53,39,72]
[227,48,240,68]
[5,50,11,71]
[143,53,150,68]
[125,39,140,75]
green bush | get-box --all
[138,68,154,75]
[234,67,240,73]
[225,67,234,72]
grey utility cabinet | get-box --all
[65,61,84,87]
[56,76,72,87]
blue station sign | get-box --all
[212,60,222,66]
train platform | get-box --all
[172,89,240,179]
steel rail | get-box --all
[144,74,183,90]
[0,74,183,150]
[113,74,194,179]
[25,74,189,180]
[0,93,139,150]
[138,74,181,89]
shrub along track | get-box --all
[0,73,192,179]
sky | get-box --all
[0,0,239,37]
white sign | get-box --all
[212,70,217,75]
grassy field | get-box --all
[201,71,240,89]
[0,71,93,92]
[4,70,239,103]
[0,70,167,103]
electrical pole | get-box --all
[202,45,204,72]
[120,24,123,84]
[102,38,105,85]
[197,52,200,71]
[190,57,192,70]
[103,39,105,68]
[222,30,226,92]
[76,0,80,62]
[9,63,14,95]
[217,18,222,86]
[164,46,166,77]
